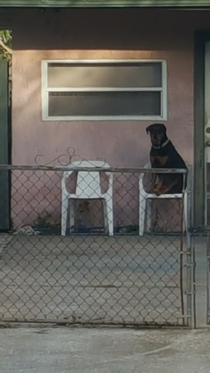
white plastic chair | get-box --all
[139,162,190,236]
[61,160,114,236]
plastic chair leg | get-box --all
[102,199,108,234]
[146,199,152,233]
[61,197,68,236]
[105,196,114,236]
[139,194,146,236]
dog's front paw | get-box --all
[153,187,162,196]
[148,183,155,193]
[155,190,162,196]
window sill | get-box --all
[42,115,167,121]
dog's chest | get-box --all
[150,147,169,167]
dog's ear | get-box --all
[160,123,167,133]
[146,125,152,134]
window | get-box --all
[41,60,167,121]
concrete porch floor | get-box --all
[1,326,210,373]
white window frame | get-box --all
[41,59,167,121]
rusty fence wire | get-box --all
[0,164,193,326]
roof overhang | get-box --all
[1,0,210,8]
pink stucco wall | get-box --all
[12,8,198,167]
[10,9,210,230]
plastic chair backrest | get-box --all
[140,162,190,193]
[62,160,111,197]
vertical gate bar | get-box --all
[206,232,210,324]
[186,234,192,327]
[180,193,185,325]
[192,237,196,328]
[185,176,192,327]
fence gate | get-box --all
[0,165,194,327]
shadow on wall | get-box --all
[14,8,202,51]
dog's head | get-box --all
[146,123,167,147]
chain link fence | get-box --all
[0,164,193,326]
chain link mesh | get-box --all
[0,165,191,326]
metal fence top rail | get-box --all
[0,164,188,173]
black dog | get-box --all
[146,123,187,195]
